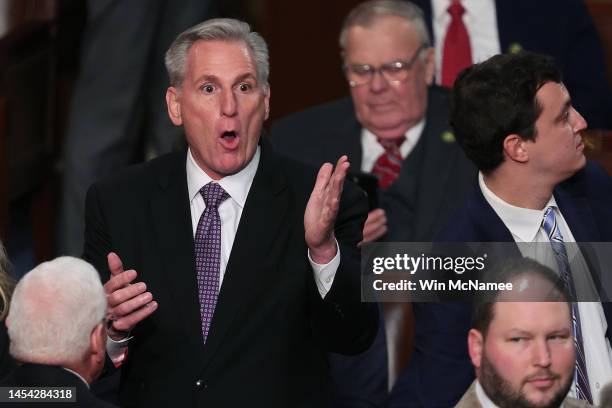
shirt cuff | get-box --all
[106,334,133,367]
[308,239,341,298]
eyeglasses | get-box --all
[343,44,427,87]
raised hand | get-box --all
[304,156,350,264]
[104,252,158,340]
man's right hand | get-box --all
[104,252,158,341]
[360,208,387,245]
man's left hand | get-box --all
[305,156,350,264]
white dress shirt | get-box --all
[360,119,426,173]
[479,173,612,404]
[62,367,90,388]
[475,380,501,408]
[186,147,339,297]
[431,0,501,86]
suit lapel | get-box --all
[413,112,457,237]
[329,107,362,168]
[410,88,462,239]
[455,382,482,408]
[554,187,600,242]
[341,111,363,167]
[494,0,511,53]
[198,143,289,372]
[469,187,516,242]
[555,183,612,342]
[149,152,204,353]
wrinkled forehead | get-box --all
[177,40,260,90]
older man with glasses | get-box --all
[272,0,475,247]
[271,0,476,406]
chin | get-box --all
[369,123,409,139]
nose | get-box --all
[571,107,587,133]
[369,69,389,93]
[532,339,552,368]
[221,88,237,117]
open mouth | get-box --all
[219,130,240,149]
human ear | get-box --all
[166,87,183,126]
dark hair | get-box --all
[471,257,570,337]
[450,52,561,173]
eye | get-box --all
[383,62,406,74]
[548,333,569,342]
[350,64,372,76]
[201,84,215,94]
[509,337,526,343]
[238,82,252,92]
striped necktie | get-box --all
[541,206,592,403]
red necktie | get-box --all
[441,0,472,87]
[372,137,405,189]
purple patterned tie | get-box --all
[195,182,229,344]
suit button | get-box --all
[195,379,207,390]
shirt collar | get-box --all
[478,172,557,242]
[62,367,90,388]
[186,146,260,208]
[475,380,499,408]
[432,0,478,20]
[362,117,426,158]
[432,0,449,21]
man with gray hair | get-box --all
[272,0,475,244]
[84,17,377,407]
[2,257,115,407]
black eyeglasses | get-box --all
[343,44,427,87]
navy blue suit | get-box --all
[412,0,612,129]
[389,161,612,407]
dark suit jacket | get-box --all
[271,86,477,242]
[389,161,612,407]
[0,363,116,407]
[412,0,612,129]
[84,142,378,407]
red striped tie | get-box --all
[441,0,472,88]
[372,137,405,189]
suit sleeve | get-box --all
[309,181,379,355]
[83,182,114,278]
